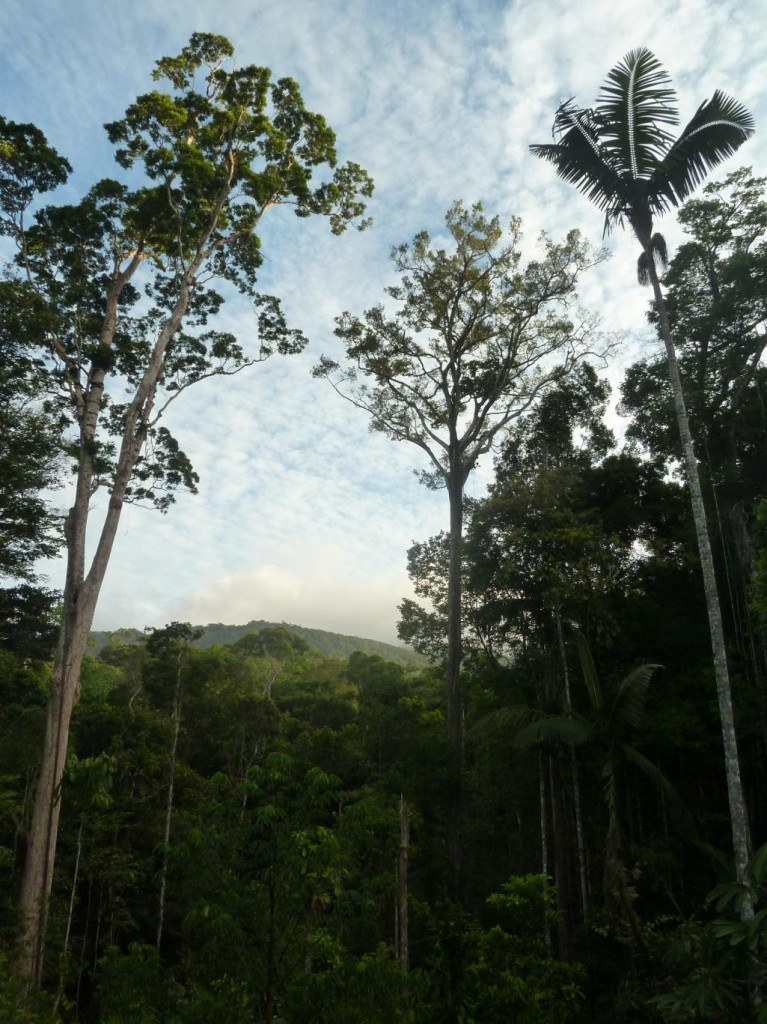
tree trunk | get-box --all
[397,795,409,1024]
[18,587,100,979]
[53,817,83,1016]
[17,274,196,977]
[265,869,277,1024]
[445,473,464,897]
[554,605,588,915]
[547,750,573,960]
[646,251,753,920]
[157,653,183,951]
[538,751,552,949]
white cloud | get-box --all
[5,0,766,643]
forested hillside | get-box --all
[2,32,767,1024]
[90,622,424,667]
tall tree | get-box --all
[0,274,65,660]
[0,337,63,585]
[530,46,755,914]
[622,170,767,659]
[315,202,603,892]
[2,32,372,977]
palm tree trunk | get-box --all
[645,251,753,920]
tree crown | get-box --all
[316,201,605,488]
[530,48,754,240]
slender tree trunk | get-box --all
[538,750,552,949]
[539,750,549,878]
[157,654,183,951]
[554,605,588,915]
[445,472,464,897]
[549,752,572,959]
[646,251,753,919]
[74,868,93,1017]
[397,795,410,1024]
[265,869,277,1024]
[53,817,83,1016]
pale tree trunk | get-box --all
[445,470,464,898]
[554,604,588,915]
[18,535,105,979]
[18,270,197,977]
[645,250,753,920]
[157,651,184,951]
[52,817,83,1016]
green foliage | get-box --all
[317,201,602,488]
[465,876,585,1023]
[0,585,59,660]
[96,944,174,1022]
[622,168,767,479]
[0,281,64,587]
[102,617,425,666]
[652,843,767,1020]
[751,500,767,623]
[234,625,310,660]
[0,32,372,529]
[0,949,60,1022]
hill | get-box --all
[89,618,425,668]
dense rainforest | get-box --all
[1,35,767,1024]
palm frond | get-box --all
[692,839,736,880]
[576,632,603,712]
[613,663,661,730]
[622,743,696,838]
[597,48,679,180]
[513,715,593,749]
[749,840,767,888]
[651,90,755,211]
[469,704,538,740]
[530,100,624,220]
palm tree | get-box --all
[530,47,755,916]
[514,636,690,938]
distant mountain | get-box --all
[89,618,425,668]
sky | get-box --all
[2,0,766,644]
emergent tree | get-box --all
[315,202,603,891]
[531,47,755,913]
[2,32,372,977]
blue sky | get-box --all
[3,0,766,642]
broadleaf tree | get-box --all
[314,202,605,892]
[0,265,66,662]
[530,45,755,917]
[1,32,372,977]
